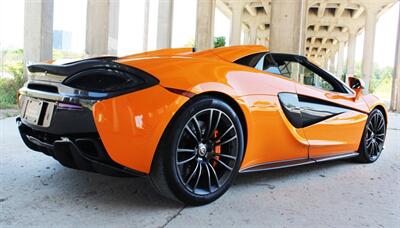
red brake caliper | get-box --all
[213,130,221,167]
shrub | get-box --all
[214,36,226,48]
[0,61,24,108]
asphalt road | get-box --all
[1,113,399,227]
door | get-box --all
[233,53,309,168]
[270,54,369,158]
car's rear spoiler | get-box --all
[27,56,118,76]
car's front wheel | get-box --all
[356,108,386,163]
[149,96,244,205]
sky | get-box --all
[0,0,398,68]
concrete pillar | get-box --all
[347,30,357,75]
[157,0,174,49]
[243,28,250,44]
[361,7,379,92]
[195,0,216,50]
[85,0,120,57]
[322,60,328,69]
[143,0,150,51]
[23,0,54,79]
[249,23,258,45]
[229,2,244,46]
[329,54,336,74]
[390,4,400,112]
[336,41,345,78]
[269,0,307,55]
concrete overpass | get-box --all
[23,0,400,111]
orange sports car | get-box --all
[17,45,387,205]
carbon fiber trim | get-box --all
[278,92,356,128]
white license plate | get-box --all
[23,99,43,125]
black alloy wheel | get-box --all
[176,108,239,195]
[149,96,244,205]
[356,109,386,163]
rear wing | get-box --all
[27,56,118,76]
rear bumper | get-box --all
[17,117,145,177]
[17,80,188,175]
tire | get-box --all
[149,95,245,205]
[355,108,386,163]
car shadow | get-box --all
[48,165,183,209]
[47,158,358,208]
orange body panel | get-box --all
[362,94,388,115]
[190,45,268,62]
[119,48,194,60]
[294,84,369,157]
[239,95,309,169]
[92,85,188,173]
[89,46,386,174]
[117,56,294,97]
[304,111,368,157]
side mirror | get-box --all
[348,76,365,89]
[348,76,365,100]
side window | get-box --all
[276,61,298,79]
[234,53,281,75]
[301,64,334,91]
[262,54,281,74]
[274,60,334,91]
[237,53,346,93]
[234,53,265,68]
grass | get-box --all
[0,103,18,110]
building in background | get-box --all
[53,30,72,52]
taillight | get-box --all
[62,67,159,94]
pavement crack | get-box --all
[161,206,185,228]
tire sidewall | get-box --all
[358,109,385,163]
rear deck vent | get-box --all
[28,83,59,93]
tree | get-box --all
[214,36,226,48]
[185,36,226,49]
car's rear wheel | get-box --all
[355,109,386,163]
[149,96,244,205]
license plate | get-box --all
[23,99,43,125]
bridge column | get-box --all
[347,30,357,75]
[391,4,400,112]
[23,0,54,78]
[269,0,307,54]
[329,54,336,74]
[85,0,120,57]
[229,2,245,45]
[157,0,174,49]
[336,41,345,78]
[361,6,379,92]
[195,0,216,50]
[143,0,150,51]
[249,22,258,45]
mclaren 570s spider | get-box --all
[17,45,387,205]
